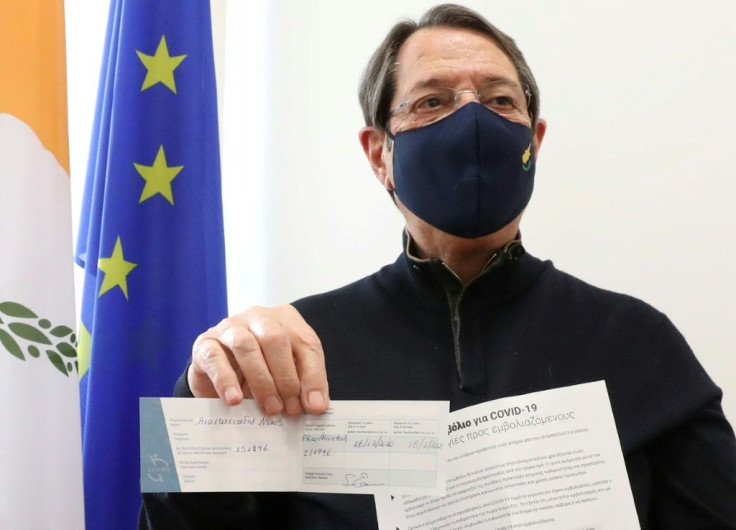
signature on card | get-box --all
[344,472,385,488]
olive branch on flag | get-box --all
[0,301,78,376]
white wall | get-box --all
[67,1,735,421]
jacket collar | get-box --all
[403,229,526,281]
[386,229,547,311]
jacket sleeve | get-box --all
[139,491,262,530]
[649,397,736,528]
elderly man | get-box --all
[140,4,736,529]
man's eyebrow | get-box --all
[412,78,446,89]
[410,75,521,91]
[481,76,521,88]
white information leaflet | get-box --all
[140,398,448,495]
[375,381,640,530]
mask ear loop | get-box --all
[382,126,397,201]
[385,134,394,152]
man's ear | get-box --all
[359,126,394,191]
[532,118,547,155]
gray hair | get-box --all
[358,4,540,132]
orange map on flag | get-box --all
[0,0,69,173]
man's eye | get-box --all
[486,95,514,108]
[414,95,447,112]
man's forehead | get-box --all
[394,27,519,92]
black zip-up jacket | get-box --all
[141,241,736,529]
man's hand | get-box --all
[188,305,329,416]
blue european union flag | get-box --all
[75,1,227,528]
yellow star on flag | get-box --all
[134,145,184,205]
[98,236,138,300]
[136,35,187,93]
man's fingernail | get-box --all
[308,391,325,409]
[225,386,239,403]
[285,397,302,415]
[264,395,283,415]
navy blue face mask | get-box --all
[391,102,535,238]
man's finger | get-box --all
[190,334,243,405]
[248,315,303,416]
[218,321,284,415]
[278,306,329,413]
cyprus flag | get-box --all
[0,1,85,528]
